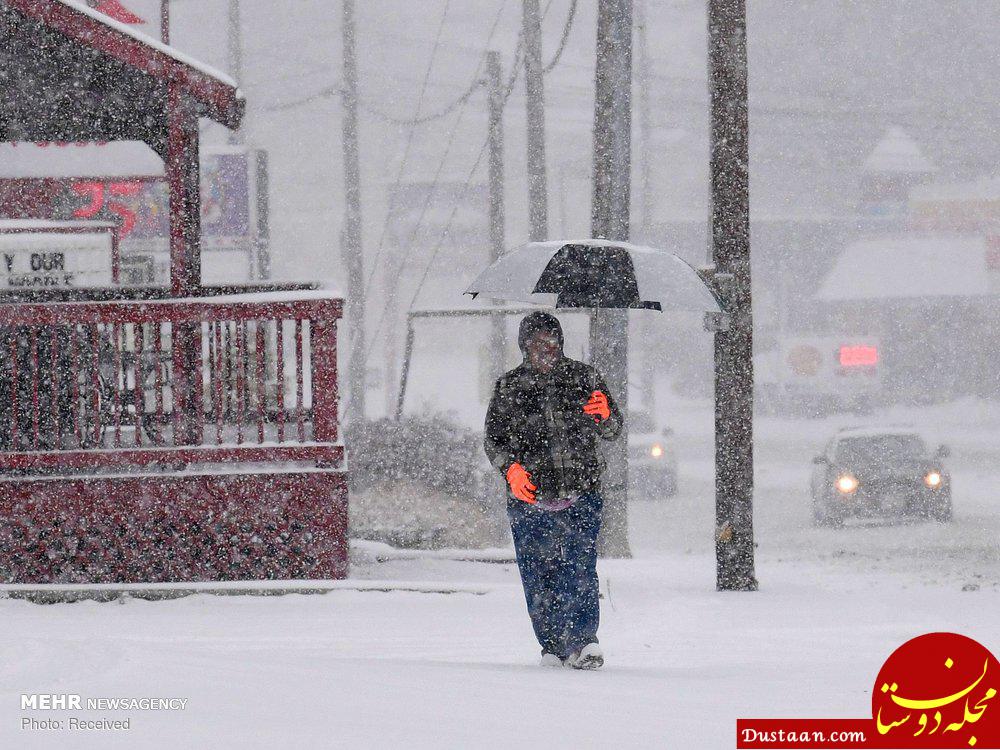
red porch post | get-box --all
[167,82,203,443]
[311,310,339,445]
[167,82,201,297]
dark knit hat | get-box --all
[517,311,564,355]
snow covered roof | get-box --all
[863,127,935,174]
[53,0,238,88]
[835,426,922,440]
[55,0,236,89]
[816,235,996,301]
[0,219,118,231]
[509,238,672,255]
[0,141,163,179]
[2,0,243,130]
[0,141,250,179]
[180,287,345,306]
[910,176,1000,203]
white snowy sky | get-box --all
[117,0,1000,281]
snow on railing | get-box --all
[0,293,343,473]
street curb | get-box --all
[0,579,500,604]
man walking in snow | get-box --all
[484,311,623,669]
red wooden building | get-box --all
[0,0,348,583]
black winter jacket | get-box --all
[484,355,623,504]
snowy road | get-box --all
[2,549,998,749]
[646,401,1000,591]
[2,400,998,749]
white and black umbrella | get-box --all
[464,239,721,312]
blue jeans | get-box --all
[507,492,602,659]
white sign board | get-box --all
[0,232,113,289]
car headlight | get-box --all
[836,474,859,494]
[650,444,663,458]
[924,471,942,488]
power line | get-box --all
[357,74,482,126]
[266,0,455,118]
[266,84,339,112]
[350,0,462,326]
[262,0,572,113]
[344,41,522,421]
[543,0,578,73]
[355,0,508,307]
[403,43,523,315]
[404,138,491,313]
[355,35,518,378]
[264,75,489,114]
[341,2,517,420]
[310,0,556,120]
[262,0,574,418]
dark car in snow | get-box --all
[809,427,952,526]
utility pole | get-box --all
[708,0,757,591]
[486,51,508,385]
[225,0,270,281]
[635,0,652,238]
[227,0,244,145]
[522,0,548,241]
[591,0,632,559]
[486,50,510,544]
[254,150,271,280]
[341,0,367,421]
[634,0,655,417]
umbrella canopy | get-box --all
[464,239,721,312]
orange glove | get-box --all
[506,462,537,504]
[583,390,611,423]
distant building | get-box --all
[815,134,1000,404]
[651,126,1000,406]
[858,127,936,217]
[909,176,1000,233]
[817,234,1000,401]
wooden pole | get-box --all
[708,0,757,591]
[227,0,245,145]
[166,84,201,298]
[486,50,508,387]
[166,83,202,444]
[522,0,549,241]
[635,0,656,417]
[340,0,367,421]
[591,0,632,559]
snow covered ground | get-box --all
[2,397,998,748]
[2,540,998,748]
